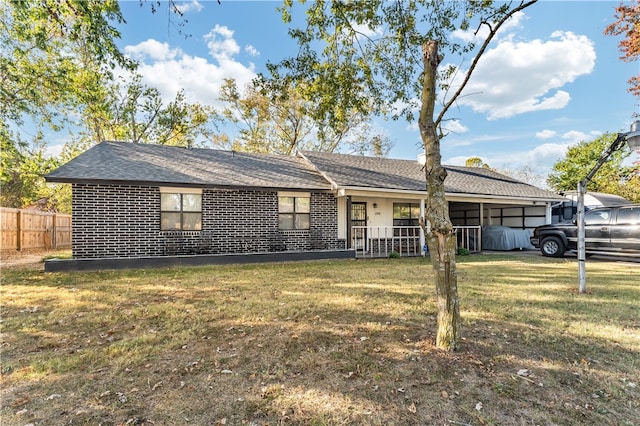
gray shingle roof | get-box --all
[46,141,563,201]
[300,151,564,201]
[45,141,332,190]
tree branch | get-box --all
[436,0,538,127]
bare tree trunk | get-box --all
[418,40,460,351]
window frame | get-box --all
[160,187,202,231]
[278,192,311,230]
[616,206,640,225]
[393,202,421,227]
[584,208,611,226]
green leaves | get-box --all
[1,0,215,211]
[548,133,638,201]
[0,129,60,209]
[215,78,390,156]
[268,0,537,131]
[1,0,130,125]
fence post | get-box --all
[52,213,57,249]
[16,209,22,251]
[1,208,72,252]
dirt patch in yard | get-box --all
[0,250,69,271]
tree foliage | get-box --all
[0,0,130,126]
[465,157,492,169]
[498,165,548,189]
[1,0,215,211]
[604,0,640,97]
[272,0,537,350]
[215,79,391,156]
[465,157,549,188]
[0,125,60,210]
[548,133,639,203]
[78,73,217,147]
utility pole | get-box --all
[577,121,640,293]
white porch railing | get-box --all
[455,225,482,253]
[352,225,482,258]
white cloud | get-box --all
[442,119,468,135]
[442,125,607,186]
[391,97,421,119]
[561,129,601,144]
[487,140,571,170]
[351,22,384,38]
[124,39,181,62]
[405,121,419,132]
[446,137,571,171]
[448,143,567,181]
[445,155,475,166]
[527,142,570,163]
[451,30,596,120]
[45,142,66,158]
[123,27,256,107]
[174,1,203,14]
[245,44,259,57]
[205,25,241,61]
[536,129,557,139]
[452,127,605,177]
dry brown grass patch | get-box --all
[1,255,638,425]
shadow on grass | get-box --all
[1,256,638,425]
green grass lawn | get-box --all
[1,254,638,425]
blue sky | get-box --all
[71,1,640,183]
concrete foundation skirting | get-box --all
[44,250,356,272]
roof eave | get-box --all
[45,177,333,192]
[336,185,563,203]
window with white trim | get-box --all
[393,203,421,227]
[160,188,202,231]
[278,193,310,230]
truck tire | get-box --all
[540,236,566,258]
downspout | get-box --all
[346,196,352,249]
[479,202,484,252]
[545,203,552,224]
[420,199,426,255]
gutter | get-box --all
[336,185,563,204]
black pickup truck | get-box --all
[530,205,640,258]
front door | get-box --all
[351,202,367,250]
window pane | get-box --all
[182,213,202,230]
[161,193,181,211]
[585,209,611,225]
[393,203,410,219]
[161,212,182,230]
[295,197,310,213]
[295,213,310,230]
[279,213,294,229]
[182,194,201,212]
[563,206,575,221]
[279,197,294,213]
[410,205,421,219]
[617,207,640,225]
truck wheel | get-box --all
[540,236,565,258]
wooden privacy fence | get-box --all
[1,207,72,252]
